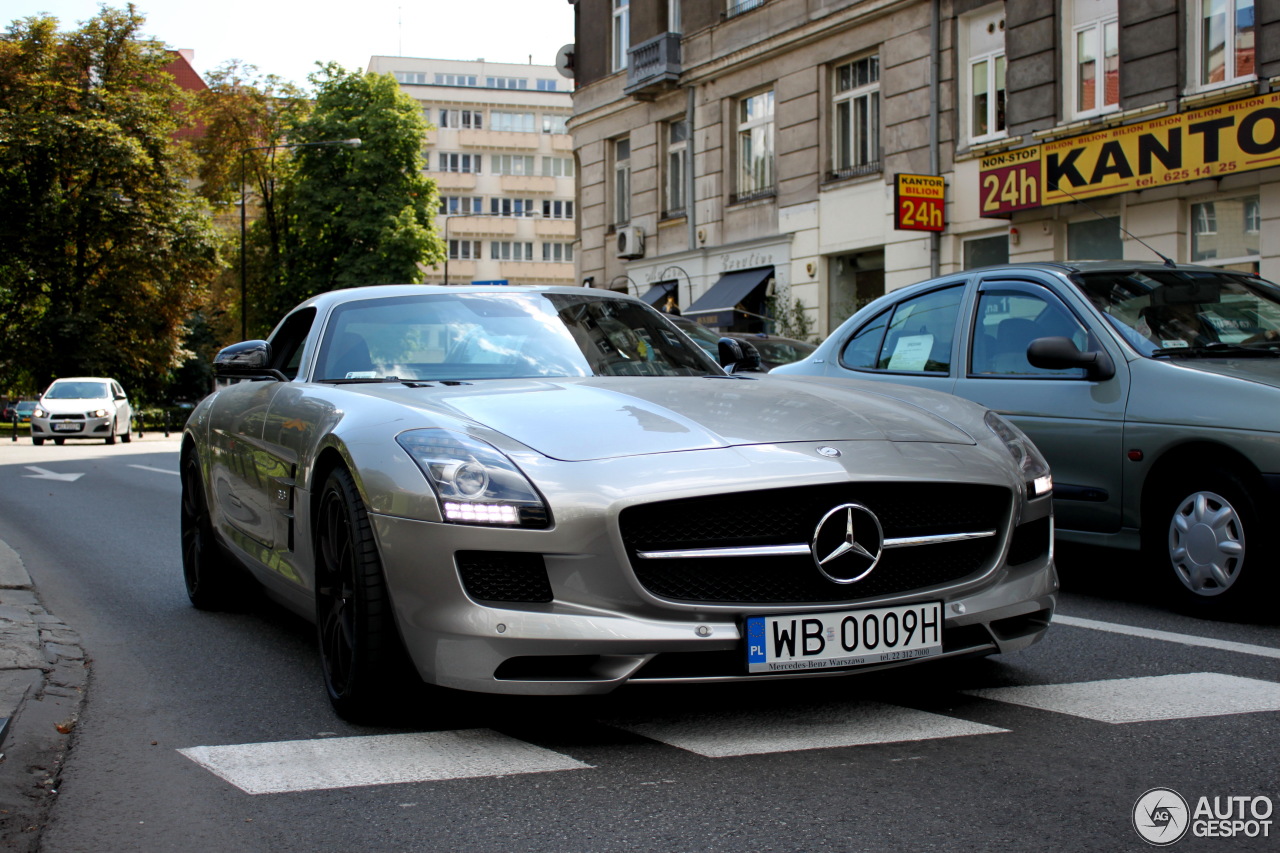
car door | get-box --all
[954,277,1130,534]
[110,381,131,431]
[829,281,967,397]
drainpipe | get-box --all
[930,0,941,278]
[686,83,697,270]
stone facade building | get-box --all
[568,0,1280,336]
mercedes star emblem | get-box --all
[811,503,884,584]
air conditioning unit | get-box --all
[616,226,646,260]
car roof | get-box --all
[953,259,1259,277]
[47,377,117,384]
[292,284,637,315]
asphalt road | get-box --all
[0,436,1276,852]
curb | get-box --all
[0,539,88,849]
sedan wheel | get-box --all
[181,450,243,609]
[315,468,405,721]
[32,438,43,446]
[54,438,65,446]
[106,419,117,445]
[1147,466,1274,614]
[121,417,132,443]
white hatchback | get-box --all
[31,377,133,445]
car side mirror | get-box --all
[1027,336,1115,381]
[717,337,764,373]
[214,340,287,381]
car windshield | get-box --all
[15,401,36,412]
[44,381,110,399]
[312,291,724,381]
[1073,269,1280,356]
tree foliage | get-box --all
[0,6,221,397]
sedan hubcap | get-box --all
[1168,490,1244,596]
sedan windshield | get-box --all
[1074,269,1280,356]
[312,291,724,381]
[44,381,110,399]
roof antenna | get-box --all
[1049,181,1177,268]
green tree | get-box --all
[275,63,443,313]
[0,6,221,397]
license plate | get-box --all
[52,422,83,432]
[746,602,942,673]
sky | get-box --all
[13,1,576,87]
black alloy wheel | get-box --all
[180,450,240,609]
[314,467,405,721]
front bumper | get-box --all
[30,414,113,437]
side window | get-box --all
[877,286,963,373]
[269,308,317,380]
[839,309,889,369]
[971,289,1088,377]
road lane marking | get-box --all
[966,673,1280,724]
[1054,614,1280,660]
[21,466,84,482]
[610,702,1007,758]
[179,730,592,795]
[128,464,179,476]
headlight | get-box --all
[985,411,1052,498]
[396,429,550,528]
[91,408,109,418]
[33,408,46,419]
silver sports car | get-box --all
[181,285,1057,720]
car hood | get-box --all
[1157,357,1280,389]
[357,376,977,461]
[38,398,111,414]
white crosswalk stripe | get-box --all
[179,730,592,795]
[964,672,1280,724]
[609,701,1008,758]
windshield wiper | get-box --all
[1151,342,1280,358]
[316,377,405,384]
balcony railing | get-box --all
[726,0,767,19]
[625,32,682,97]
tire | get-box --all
[32,438,43,446]
[106,419,117,445]
[54,438,65,446]
[1144,465,1275,615]
[180,450,242,610]
[122,417,132,443]
[314,467,407,721]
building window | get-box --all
[613,0,630,73]
[493,155,536,176]
[435,74,478,87]
[1067,216,1123,259]
[1198,0,1256,87]
[963,234,1010,269]
[665,119,688,217]
[490,112,536,133]
[965,10,1006,143]
[536,79,559,92]
[542,115,569,135]
[614,137,631,225]
[487,77,528,90]
[542,157,576,178]
[542,243,574,263]
[491,241,534,261]
[669,0,682,33]
[1192,196,1260,270]
[490,198,535,217]
[439,153,482,173]
[395,72,429,85]
[448,240,481,260]
[439,109,482,129]
[832,54,880,178]
[439,196,484,215]
[1072,1,1119,117]
[543,200,575,219]
[736,90,775,200]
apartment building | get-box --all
[568,0,1280,336]
[369,56,578,286]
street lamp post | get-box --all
[239,138,361,340]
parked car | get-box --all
[774,260,1280,613]
[182,284,1055,720]
[666,315,767,371]
[5,400,37,423]
[726,332,818,370]
[30,377,133,445]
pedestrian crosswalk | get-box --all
[179,670,1280,795]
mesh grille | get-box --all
[1007,516,1051,566]
[456,551,553,603]
[620,483,1009,604]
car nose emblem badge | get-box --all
[811,503,884,584]
[817,446,841,458]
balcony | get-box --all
[624,33,682,99]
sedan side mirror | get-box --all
[214,340,287,381]
[1027,336,1115,381]
[718,337,764,373]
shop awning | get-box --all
[684,267,774,321]
[639,282,677,306]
